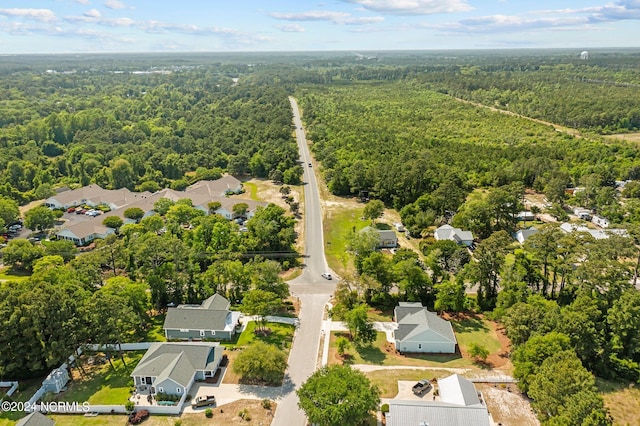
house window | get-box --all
[143,376,152,385]
[176,387,182,394]
[200,330,206,337]
[418,344,422,349]
[180,329,188,332]
[158,386,164,393]
[211,330,216,336]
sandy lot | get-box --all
[478,383,539,426]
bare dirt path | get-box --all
[451,96,585,139]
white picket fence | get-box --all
[0,381,19,399]
[83,342,153,352]
[25,342,184,414]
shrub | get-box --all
[125,400,135,412]
[205,408,213,418]
[155,391,180,402]
[261,399,272,409]
[381,403,389,414]
[174,420,182,426]
[239,408,249,418]
[128,409,150,424]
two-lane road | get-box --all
[271,98,337,426]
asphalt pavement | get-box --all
[269,98,337,426]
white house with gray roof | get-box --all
[131,342,224,396]
[434,225,474,247]
[386,374,490,426]
[163,294,241,341]
[393,302,457,353]
[360,226,398,249]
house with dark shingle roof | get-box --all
[16,412,55,426]
[54,176,266,245]
[434,224,474,247]
[163,294,241,341]
[131,342,223,396]
[386,374,490,426]
[393,302,457,353]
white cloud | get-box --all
[427,1,640,35]
[0,8,57,22]
[84,9,101,18]
[340,0,473,15]
[75,0,91,5]
[270,10,351,22]
[270,10,382,25]
[343,16,384,24]
[276,24,305,32]
[104,0,126,10]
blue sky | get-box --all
[1,0,639,54]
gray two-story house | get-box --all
[163,294,241,341]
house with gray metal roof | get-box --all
[386,374,490,426]
[393,302,457,353]
[163,294,241,341]
[131,342,224,396]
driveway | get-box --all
[184,381,283,414]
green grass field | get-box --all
[234,321,296,352]
[452,315,502,355]
[58,352,143,405]
[330,315,502,370]
[0,267,30,283]
[324,206,367,274]
[241,181,260,201]
[597,378,640,426]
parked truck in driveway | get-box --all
[412,379,432,396]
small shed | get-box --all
[42,364,70,393]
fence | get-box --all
[0,381,19,399]
[83,342,153,352]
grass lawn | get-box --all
[241,181,260,201]
[222,321,295,385]
[0,267,30,283]
[324,206,367,275]
[597,378,640,426]
[452,315,502,356]
[48,400,276,425]
[329,315,504,370]
[330,331,471,368]
[367,307,393,322]
[136,313,167,342]
[234,321,295,352]
[366,368,461,398]
[57,352,144,405]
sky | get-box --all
[0,0,639,54]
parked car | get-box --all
[412,379,432,396]
[191,395,216,409]
[67,207,76,213]
[321,272,333,280]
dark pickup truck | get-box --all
[412,380,432,396]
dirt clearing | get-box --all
[478,383,539,426]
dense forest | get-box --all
[2,50,640,425]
